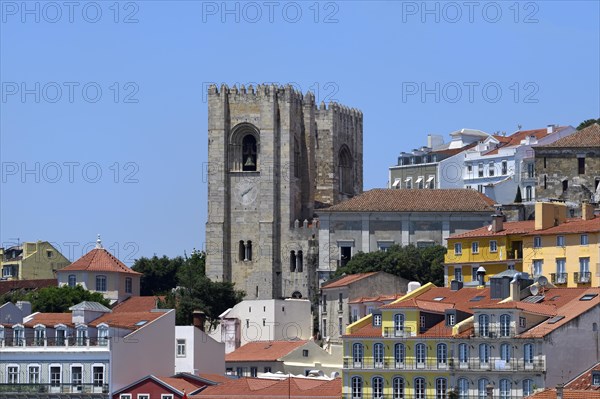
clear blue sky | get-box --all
[1,1,599,264]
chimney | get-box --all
[193,310,206,332]
[535,202,567,230]
[477,267,487,286]
[491,213,504,233]
[556,383,564,399]
[582,201,595,220]
[509,274,521,302]
[547,124,555,134]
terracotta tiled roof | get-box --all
[526,389,600,399]
[225,340,308,362]
[89,311,164,330]
[321,272,379,289]
[196,374,232,384]
[381,287,496,314]
[348,294,403,304]
[0,279,56,296]
[156,376,206,394]
[112,296,166,313]
[194,377,341,398]
[25,313,73,327]
[565,362,600,390]
[474,302,557,317]
[484,127,569,156]
[58,248,140,275]
[537,123,600,148]
[449,216,599,239]
[319,189,495,213]
[343,323,381,338]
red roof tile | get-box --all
[343,323,381,338]
[449,216,599,239]
[565,362,600,390]
[537,123,600,148]
[58,248,140,275]
[321,272,379,289]
[348,294,404,304]
[319,189,495,213]
[25,313,73,327]
[195,377,341,398]
[0,279,56,296]
[89,311,164,330]
[474,302,557,317]
[225,340,308,362]
[526,388,600,399]
[112,296,165,313]
[484,127,569,155]
[156,376,206,394]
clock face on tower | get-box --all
[235,181,258,205]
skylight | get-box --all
[469,296,485,302]
[547,315,565,324]
[135,320,148,326]
[433,297,445,301]
[580,294,598,301]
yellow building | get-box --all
[342,280,600,399]
[0,241,70,280]
[445,202,599,288]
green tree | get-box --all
[159,251,245,327]
[132,255,182,295]
[25,285,110,312]
[333,244,446,286]
[577,118,600,130]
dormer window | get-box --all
[34,325,46,346]
[55,325,66,346]
[68,275,77,287]
[97,325,109,346]
[592,372,600,386]
[75,326,88,346]
[12,325,24,346]
[446,313,456,326]
[373,314,382,326]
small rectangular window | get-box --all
[471,242,479,254]
[533,236,542,248]
[592,373,600,386]
[556,236,565,247]
[454,243,462,256]
[161,395,174,399]
[581,234,589,245]
[373,314,382,326]
[519,317,526,328]
[303,349,309,357]
[177,339,186,357]
[489,240,497,253]
[578,157,585,174]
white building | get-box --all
[175,312,225,375]
[0,301,175,397]
[461,125,576,203]
[209,299,312,354]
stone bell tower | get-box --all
[205,83,362,300]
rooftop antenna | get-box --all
[518,124,522,130]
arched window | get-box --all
[351,376,362,399]
[392,377,404,399]
[242,135,257,171]
[415,377,426,399]
[416,343,426,366]
[296,250,303,273]
[394,343,405,368]
[435,378,447,399]
[458,343,469,363]
[239,241,245,262]
[499,379,512,399]
[33,325,46,346]
[352,343,363,367]
[437,343,447,365]
[458,378,469,399]
[98,325,109,346]
[372,376,384,399]
[478,314,490,337]
[95,275,107,292]
[68,275,76,287]
[394,314,405,336]
[524,343,534,364]
[338,145,353,194]
[479,343,490,364]
[373,343,384,368]
[500,314,511,336]
[478,378,489,399]
[290,251,296,272]
[522,379,534,396]
[500,343,511,363]
[246,241,253,261]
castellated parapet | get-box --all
[206,83,362,301]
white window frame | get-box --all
[137,394,150,399]
[161,395,174,399]
[48,364,62,388]
[533,259,543,276]
[490,240,498,253]
[27,364,41,384]
[6,364,20,384]
[120,395,132,399]
[405,177,412,189]
[92,364,105,391]
[556,235,565,247]
[96,275,107,292]
[70,364,84,390]
[533,236,542,248]
[176,339,186,357]
[454,267,462,282]
[471,241,479,254]
[454,243,462,256]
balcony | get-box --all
[343,356,545,372]
[550,273,568,285]
[382,327,413,338]
[0,337,109,348]
[472,325,516,339]
[574,272,592,284]
[0,383,109,395]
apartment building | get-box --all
[1,241,70,280]
[342,280,600,399]
[445,202,599,288]
[0,301,175,396]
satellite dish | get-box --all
[537,276,549,287]
[487,224,493,231]
[530,285,539,296]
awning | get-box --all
[415,177,423,184]
[405,177,411,182]
[392,178,401,188]
[426,176,435,183]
